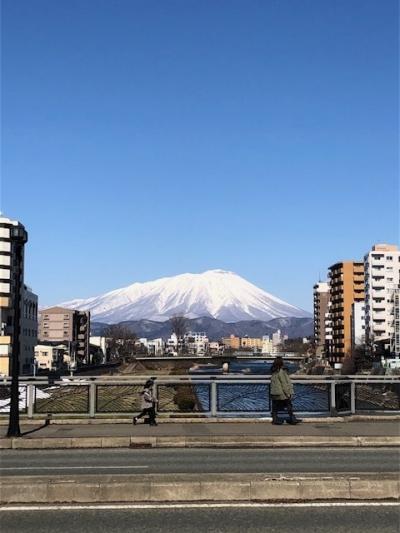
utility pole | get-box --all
[7,224,28,438]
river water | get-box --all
[189,359,331,414]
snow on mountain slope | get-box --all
[59,269,310,323]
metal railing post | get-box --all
[89,382,96,418]
[211,381,217,417]
[350,381,356,414]
[27,384,35,419]
[330,381,337,417]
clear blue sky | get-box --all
[1,0,398,311]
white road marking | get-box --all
[0,465,149,471]
[0,502,398,511]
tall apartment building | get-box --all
[393,289,400,356]
[39,306,90,364]
[327,261,365,363]
[324,301,333,355]
[0,216,38,376]
[20,286,38,374]
[313,282,329,356]
[364,244,400,356]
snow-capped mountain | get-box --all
[59,269,310,324]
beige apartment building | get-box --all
[222,334,265,351]
[327,261,365,364]
[0,215,38,376]
[39,306,90,364]
[240,336,264,349]
[222,335,241,350]
[313,282,330,356]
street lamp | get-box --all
[7,225,28,438]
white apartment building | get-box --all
[209,341,224,355]
[34,344,65,371]
[391,289,399,356]
[0,215,37,376]
[351,301,365,349]
[324,301,333,356]
[147,338,164,356]
[184,332,209,356]
[165,333,178,355]
[261,335,278,355]
[364,244,400,355]
[90,336,107,361]
[272,330,282,347]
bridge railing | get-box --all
[0,375,399,418]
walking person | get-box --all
[133,379,158,426]
[270,356,301,425]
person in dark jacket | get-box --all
[133,379,157,426]
[270,356,301,425]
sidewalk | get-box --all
[1,420,399,449]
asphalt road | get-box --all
[1,448,399,476]
[0,504,399,532]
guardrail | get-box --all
[0,375,399,418]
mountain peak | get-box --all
[60,270,310,324]
[202,269,235,275]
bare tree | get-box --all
[169,316,187,355]
[104,324,137,362]
[352,344,374,373]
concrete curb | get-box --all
[1,435,399,449]
[0,473,398,503]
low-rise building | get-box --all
[209,341,224,355]
[240,336,263,350]
[90,336,107,360]
[272,329,287,347]
[39,306,90,364]
[184,332,209,356]
[165,333,178,355]
[261,336,277,354]
[147,338,164,356]
[34,344,66,372]
[222,335,241,350]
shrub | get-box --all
[173,386,196,411]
